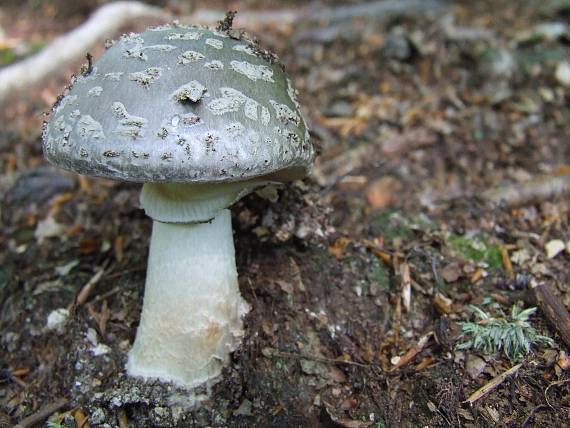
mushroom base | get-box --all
[126,209,249,389]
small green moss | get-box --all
[369,210,414,242]
[29,40,46,53]
[369,260,390,291]
[0,48,17,65]
[447,234,503,269]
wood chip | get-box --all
[433,292,453,314]
[74,409,91,428]
[391,332,433,371]
[500,246,514,279]
[400,262,412,312]
[329,237,351,259]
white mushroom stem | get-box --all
[126,209,249,388]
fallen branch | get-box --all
[192,0,445,27]
[0,1,171,103]
[531,281,570,350]
[13,397,69,428]
[314,128,438,186]
[0,0,447,106]
[482,174,570,208]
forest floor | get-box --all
[1,0,570,426]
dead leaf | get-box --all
[442,262,462,282]
[365,176,402,209]
[79,238,100,255]
[275,280,294,294]
[556,351,570,370]
[329,237,350,259]
[465,354,487,379]
[433,293,453,314]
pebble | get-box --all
[383,33,413,61]
[46,308,70,333]
[555,61,570,87]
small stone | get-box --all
[442,262,462,282]
[234,399,252,416]
[486,49,516,79]
[511,248,531,265]
[35,216,66,243]
[555,62,570,87]
[383,33,412,61]
[46,308,70,333]
[545,239,565,258]
[55,259,80,276]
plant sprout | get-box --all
[457,304,554,361]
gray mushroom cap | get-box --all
[42,25,313,183]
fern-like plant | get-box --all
[457,304,554,361]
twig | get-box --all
[544,378,570,409]
[87,286,121,305]
[531,281,570,349]
[0,1,172,104]
[14,398,69,428]
[483,174,570,208]
[104,266,146,280]
[463,363,523,405]
[400,262,412,313]
[76,267,106,305]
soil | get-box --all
[1,0,570,427]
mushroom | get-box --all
[42,24,314,388]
